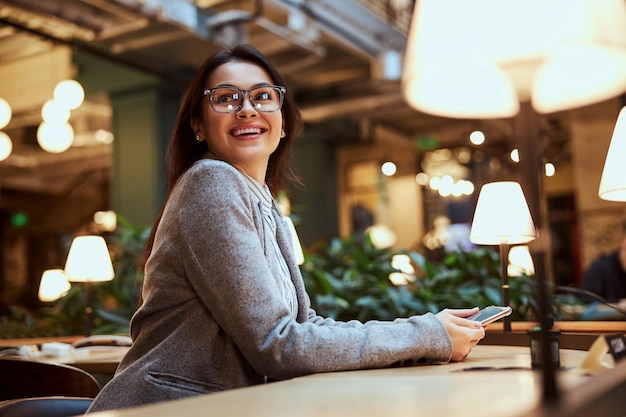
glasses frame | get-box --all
[203,85,286,114]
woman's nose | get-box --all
[237,93,258,117]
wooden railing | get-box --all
[487,321,626,334]
[483,321,626,351]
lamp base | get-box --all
[528,329,561,369]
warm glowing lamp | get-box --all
[0,131,12,161]
[41,99,71,124]
[64,235,114,336]
[470,182,537,331]
[38,269,71,302]
[598,106,626,201]
[283,216,304,265]
[37,121,74,153]
[402,0,626,118]
[508,245,536,277]
[0,97,11,129]
[53,80,85,110]
[94,210,118,232]
[389,254,416,286]
[365,224,398,249]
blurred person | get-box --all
[579,222,626,304]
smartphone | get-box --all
[468,306,512,325]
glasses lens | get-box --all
[249,86,283,112]
[210,88,242,113]
[209,86,284,113]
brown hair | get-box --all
[142,44,302,267]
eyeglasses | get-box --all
[203,85,286,114]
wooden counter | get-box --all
[88,345,625,417]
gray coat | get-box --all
[87,158,452,412]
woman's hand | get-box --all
[435,307,485,362]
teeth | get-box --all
[232,127,262,137]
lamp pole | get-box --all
[84,281,93,337]
[514,102,559,404]
[499,242,511,332]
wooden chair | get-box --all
[0,358,100,401]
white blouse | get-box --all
[241,173,299,320]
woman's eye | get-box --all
[215,94,236,103]
[254,91,272,101]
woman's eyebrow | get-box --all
[209,82,273,89]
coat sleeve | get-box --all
[173,161,453,380]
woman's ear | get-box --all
[190,120,203,140]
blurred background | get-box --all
[0,0,625,330]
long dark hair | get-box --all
[142,44,302,267]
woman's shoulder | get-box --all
[167,159,251,210]
[181,158,246,188]
[190,157,240,176]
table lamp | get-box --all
[64,235,115,336]
[38,269,71,302]
[469,181,537,331]
[599,106,626,201]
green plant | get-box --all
[300,234,580,322]
[406,247,504,314]
[301,235,423,321]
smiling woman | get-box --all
[85,44,485,414]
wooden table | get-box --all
[36,346,128,375]
[88,345,623,417]
[0,336,128,375]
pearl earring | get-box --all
[280,130,286,138]
[195,135,201,142]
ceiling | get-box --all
[0,0,575,225]
[0,0,469,213]
[0,0,494,143]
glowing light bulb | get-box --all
[0,98,11,129]
[53,80,85,110]
[41,99,70,124]
[37,122,74,153]
[469,130,485,145]
[381,161,397,176]
[0,131,12,161]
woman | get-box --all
[87,44,484,412]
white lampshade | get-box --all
[284,216,305,265]
[64,235,114,283]
[402,0,626,118]
[38,269,71,302]
[598,106,626,201]
[470,182,537,245]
